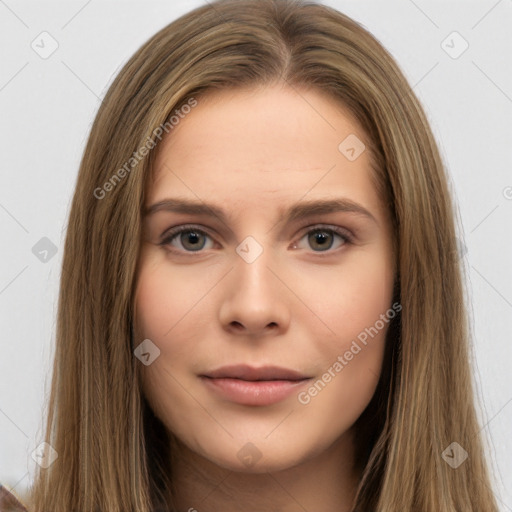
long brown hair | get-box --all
[28,0,499,510]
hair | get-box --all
[27,0,498,510]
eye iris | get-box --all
[171,228,341,252]
[309,230,333,251]
[181,231,205,251]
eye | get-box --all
[293,225,352,253]
[159,224,353,255]
[159,225,215,253]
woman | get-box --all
[24,0,498,510]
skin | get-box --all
[133,83,396,512]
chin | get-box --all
[192,436,316,475]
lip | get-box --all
[200,365,312,406]
[200,377,312,406]
[202,364,310,381]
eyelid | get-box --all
[159,224,216,251]
[295,223,354,242]
[159,223,354,254]
[159,223,211,241]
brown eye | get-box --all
[160,226,214,253]
[309,230,332,250]
[177,231,207,251]
[295,226,352,253]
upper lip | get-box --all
[201,365,310,381]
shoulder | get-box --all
[0,485,28,512]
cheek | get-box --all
[133,264,196,427]
[134,278,170,343]
[295,250,394,409]
[133,256,199,343]
[133,256,215,408]
[301,249,395,344]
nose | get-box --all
[218,242,291,338]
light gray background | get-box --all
[0,0,511,508]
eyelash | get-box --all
[159,223,354,256]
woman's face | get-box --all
[134,84,396,473]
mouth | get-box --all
[199,365,312,406]
[201,364,311,381]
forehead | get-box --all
[149,84,383,218]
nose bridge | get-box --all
[218,234,290,334]
[234,233,277,297]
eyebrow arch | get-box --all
[144,197,378,225]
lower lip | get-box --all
[200,376,311,406]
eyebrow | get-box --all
[144,197,378,225]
